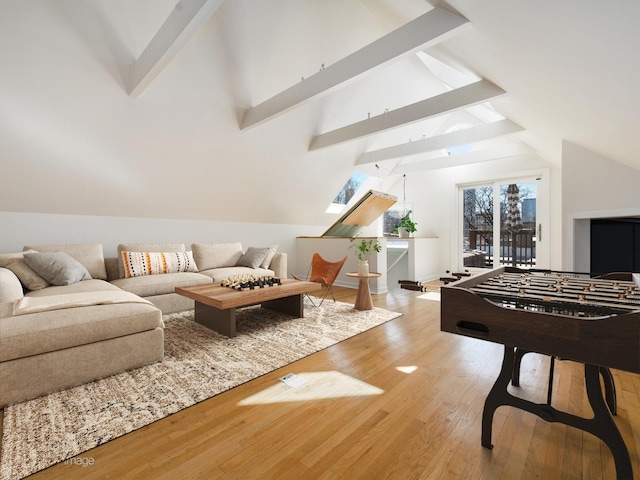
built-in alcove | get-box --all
[590,217,640,273]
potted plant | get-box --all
[350,238,382,276]
[392,211,418,238]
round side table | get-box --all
[345,272,381,310]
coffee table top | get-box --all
[175,278,319,310]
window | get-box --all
[326,171,369,214]
[382,205,413,236]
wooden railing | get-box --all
[467,229,536,268]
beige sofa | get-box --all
[0,242,287,407]
[106,242,286,314]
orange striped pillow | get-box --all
[121,251,198,278]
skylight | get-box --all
[445,124,474,156]
[326,171,370,214]
[333,171,368,205]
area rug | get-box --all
[0,300,401,480]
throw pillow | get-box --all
[121,251,198,278]
[192,243,243,270]
[260,245,278,268]
[23,243,107,280]
[23,251,92,286]
[236,247,271,269]
[117,243,186,279]
[0,251,49,290]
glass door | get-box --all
[462,184,494,268]
[498,181,537,268]
[461,179,539,269]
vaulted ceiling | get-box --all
[1,0,638,225]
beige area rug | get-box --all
[0,300,401,480]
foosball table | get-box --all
[440,267,640,480]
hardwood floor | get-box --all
[21,285,640,479]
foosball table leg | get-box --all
[511,348,531,387]
[584,364,632,480]
[481,345,517,449]
[599,366,617,415]
[482,346,633,480]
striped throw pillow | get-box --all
[121,251,198,278]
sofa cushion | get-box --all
[236,247,271,269]
[117,243,185,279]
[0,302,162,362]
[261,245,278,268]
[25,279,121,298]
[192,243,243,270]
[24,252,92,286]
[24,244,107,280]
[110,272,212,297]
[121,251,198,278]
[199,266,274,282]
[0,251,49,291]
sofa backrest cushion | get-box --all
[117,243,185,279]
[23,251,92,286]
[192,243,243,270]
[24,244,107,280]
[0,251,49,291]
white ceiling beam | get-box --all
[309,79,506,151]
[356,118,524,165]
[241,6,470,130]
[391,144,535,174]
[128,0,225,97]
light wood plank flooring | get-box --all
[12,285,640,479]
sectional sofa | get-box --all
[0,242,287,406]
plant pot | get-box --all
[358,260,369,276]
[398,227,410,238]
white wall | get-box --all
[561,141,640,271]
[0,211,326,275]
[296,237,388,294]
[0,1,439,227]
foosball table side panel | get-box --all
[440,285,640,374]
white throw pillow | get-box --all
[121,251,198,278]
[117,243,185,278]
[260,245,278,268]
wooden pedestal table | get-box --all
[345,272,381,310]
[175,279,319,337]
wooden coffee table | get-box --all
[175,279,319,337]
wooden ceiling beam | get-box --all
[241,6,470,130]
[356,119,524,165]
[309,79,506,151]
[128,0,225,97]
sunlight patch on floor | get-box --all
[237,371,384,406]
[396,365,418,374]
[417,291,441,301]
